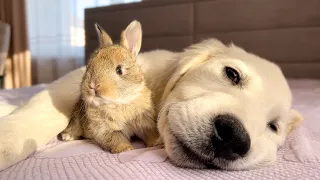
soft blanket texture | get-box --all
[0,79,319,180]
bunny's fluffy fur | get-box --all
[60,85,158,153]
[59,21,158,153]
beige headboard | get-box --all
[85,0,320,78]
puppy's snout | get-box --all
[212,114,251,160]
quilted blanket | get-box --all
[0,79,319,180]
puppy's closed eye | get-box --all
[268,121,278,133]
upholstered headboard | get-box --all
[85,0,320,78]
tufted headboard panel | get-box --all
[85,0,320,78]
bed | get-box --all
[0,80,319,180]
[1,0,320,179]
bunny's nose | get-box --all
[89,82,100,94]
[89,82,100,89]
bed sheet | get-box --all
[0,79,319,180]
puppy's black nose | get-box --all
[212,114,251,160]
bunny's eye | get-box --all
[116,65,122,75]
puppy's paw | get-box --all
[0,138,37,171]
[59,133,77,141]
[111,144,134,154]
[0,147,14,170]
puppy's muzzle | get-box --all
[212,114,251,160]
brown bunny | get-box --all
[58,20,159,153]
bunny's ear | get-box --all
[95,23,113,48]
[120,20,142,57]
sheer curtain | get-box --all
[26,0,140,84]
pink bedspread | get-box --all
[0,79,319,180]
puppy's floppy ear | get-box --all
[286,109,303,134]
[95,23,113,48]
[120,20,142,57]
[161,39,225,103]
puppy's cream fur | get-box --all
[158,40,303,169]
[0,39,302,170]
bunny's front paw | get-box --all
[154,138,164,148]
[59,133,78,141]
[110,143,134,154]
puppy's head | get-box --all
[158,39,303,170]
